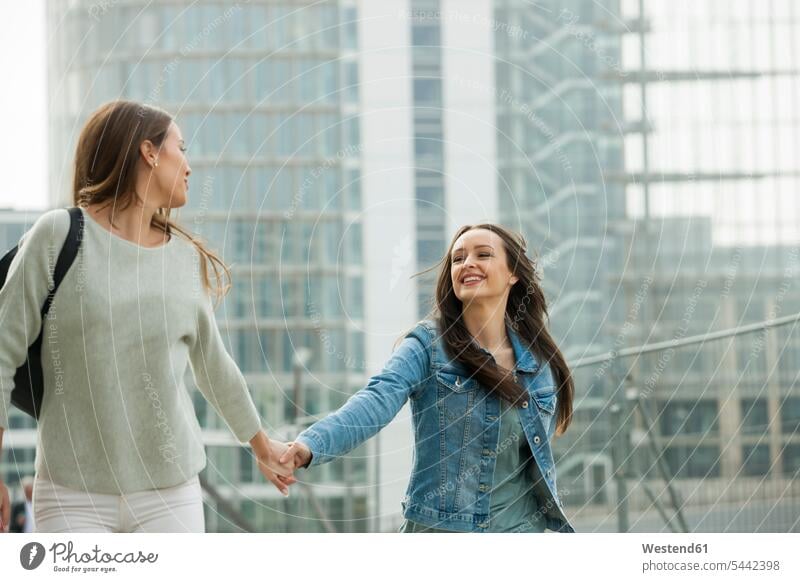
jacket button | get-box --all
[533,435,541,445]
[479,484,489,492]
[478,522,489,529]
[482,449,492,456]
[521,401,529,408]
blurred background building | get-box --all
[0,0,798,532]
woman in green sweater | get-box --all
[0,100,293,533]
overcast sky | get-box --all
[0,0,47,210]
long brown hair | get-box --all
[72,100,230,302]
[422,224,573,435]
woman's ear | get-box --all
[139,139,158,168]
[509,275,519,286]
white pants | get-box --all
[33,475,205,533]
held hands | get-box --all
[279,441,313,470]
[248,431,313,496]
[248,431,298,496]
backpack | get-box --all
[0,207,84,419]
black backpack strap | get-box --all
[41,207,84,319]
[0,245,18,284]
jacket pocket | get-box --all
[530,385,557,414]
[435,369,479,393]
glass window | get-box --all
[247,5,269,49]
[783,444,800,476]
[323,328,345,372]
[239,448,254,483]
[660,400,719,437]
[348,332,365,371]
[347,276,364,319]
[740,398,768,434]
[277,114,294,156]
[208,58,226,102]
[304,275,322,317]
[274,60,292,102]
[225,113,247,156]
[342,7,358,50]
[345,169,361,210]
[321,60,338,103]
[344,116,360,149]
[255,277,281,317]
[280,221,296,264]
[226,59,247,103]
[413,78,441,103]
[780,397,800,435]
[344,61,358,104]
[298,60,318,104]
[324,276,343,317]
[259,329,278,369]
[322,167,341,209]
[254,59,272,102]
[742,444,770,477]
[412,25,440,46]
[319,5,339,49]
[298,222,315,263]
[298,166,319,210]
[254,224,279,268]
[665,445,721,479]
[320,113,340,156]
[344,223,362,265]
[321,221,343,264]
[271,168,293,210]
[296,114,315,157]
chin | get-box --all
[166,193,188,209]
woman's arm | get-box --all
[0,212,71,533]
[188,291,294,490]
[0,210,70,432]
[284,327,431,468]
[188,292,263,443]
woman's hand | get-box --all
[279,441,313,469]
[248,431,297,496]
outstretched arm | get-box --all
[281,328,431,468]
[188,289,294,492]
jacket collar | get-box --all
[466,320,540,373]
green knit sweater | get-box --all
[0,208,262,494]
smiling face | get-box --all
[450,228,519,306]
[140,121,191,209]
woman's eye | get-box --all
[453,257,463,263]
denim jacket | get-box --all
[295,319,575,533]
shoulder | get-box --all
[404,318,439,344]
[168,232,209,278]
[18,208,72,250]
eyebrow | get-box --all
[452,244,494,254]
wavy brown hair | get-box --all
[421,224,573,435]
[72,100,230,303]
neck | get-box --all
[89,196,164,246]
[461,299,509,352]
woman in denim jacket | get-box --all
[280,224,575,532]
